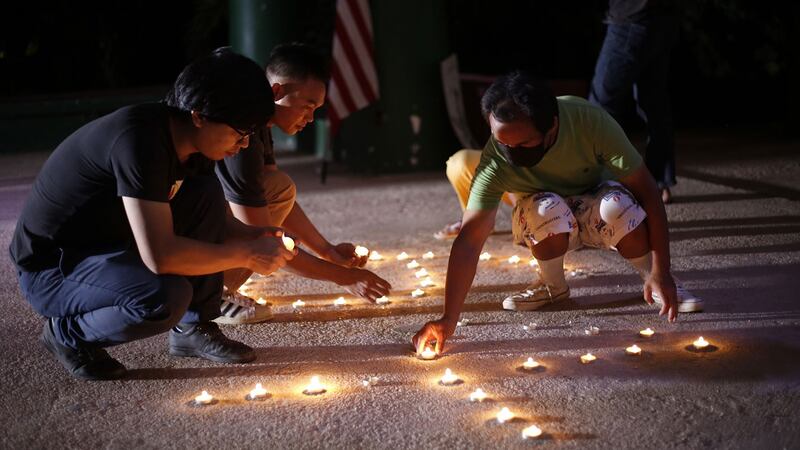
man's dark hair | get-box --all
[480,70,558,133]
[266,42,329,83]
[165,47,274,130]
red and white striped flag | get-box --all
[328,0,380,135]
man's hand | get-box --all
[321,243,368,268]
[338,267,391,301]
[643,270,678,322]
[246,236,297,275]
[412,319,457,355]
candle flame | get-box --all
[522,425,543,439]
[626,344,642,355]
[639,328,655,337]
[508,255,521,264]
[368,251,383,260]
[406,260,420,269]
[580,353,597,363]
[479,252,491,261]
[523,357,540,369]
[414,268,429,278]
[354,245,370,257]
[497,407,514,423]
[693,336,709,348]
[469,388,487,402]
[281,235,295,251]
[396,252,409,260]
[411,289,426,298]
[422,251,435,259]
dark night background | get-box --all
[1,0,798,150]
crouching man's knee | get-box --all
[126,275,193,338]
[512,192,577,247]
[598,189,647,247]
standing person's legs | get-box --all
[589,23,644,121]
[634,17,680,199]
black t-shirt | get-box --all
[215,126,275,208]
[9,103,198,271]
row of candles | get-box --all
[191,334,714,439]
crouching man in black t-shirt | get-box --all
[8,48,296,380]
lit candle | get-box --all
[354,245,370,257]
[420,277,435,287]
[479,252,492,261]
[281,235,295,251]
[246,383,269,401]
[439,368,460,386]
[303,376,326,395]
[693,336,709,349]
[333,297,346,306]
[406,260,420,269]
[368,251,383,261]
[414,268,429,278]
[411,289,426,298]
[639,328,655,338]
[522,357,540,370]
[361,376,379,387]
[292,299,305,309]
[237,285,251,296]
[375,296,390,305]
[585,326,600,336]
[580,353,597,364]
[522,322,537,332]
[521,425,543,439]
[528,258,539,268]
[496,407,514,423]
[469,388,488,402]
[396,252,409,260]
[194,390,214,405]
[255,297,268,306]
[418,346,437,360]
[507,255,521,264]
[422,251,435,259]
[625,344,642,355]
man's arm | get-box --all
[618,165,679,321]
[412,207,497,353]
[123,197,294,276]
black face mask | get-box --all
[496,139,551,167]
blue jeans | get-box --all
[18,176,226,349]
[589,17,679,188]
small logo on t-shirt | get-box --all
[168,180,183,200]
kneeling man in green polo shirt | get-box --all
[414,70,702,354]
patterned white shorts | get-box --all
[511,181,647,251]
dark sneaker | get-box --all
[169,322,255,363]
[40,319,126,380]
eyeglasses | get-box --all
[228,124,256,145]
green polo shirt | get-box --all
[466,96,643,210]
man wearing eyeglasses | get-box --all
[9,48,296,380]
[213,43,391,324]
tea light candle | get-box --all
[528,258,539,268]
[439,368,460,386]
[585,326,600,336]
[246,383,269,401]
[414,268,429,278]
[255,297,268,306]
[333,297,346,306]
[194,390,214,406]
[420,277,435,287]
[580,353,597,364]
[522,357,540,370]
[406,260,420,269]
[361,376,379,387]
[469,388,488,402]
[497,407,514,423]
[354,245,370,257]
[302,376,326,395]
[639,328,655,338]
[522,425,543,439]
[375,296,390,305]
[625,344,642,355]
[422,251,435,259]
[396,252,409,260]
[507,255,521,264]
[479,252,492,261]
[292,299,306,309]
[368,251,383,261]
[418,346,437,360]
[693,336,709,349]
[411,289,426,298]
[281,235,295,251]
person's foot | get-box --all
[661,187,672,204]
[169,322,256,363]
[40,319,126,380]
[433,220,462,240]
[502,282,570,311]
[651,283,704,313]
[213,289,273,325]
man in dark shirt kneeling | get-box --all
[9,48,295,380]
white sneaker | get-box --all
[502,283,570,311]
[214,289,274,325]
[651,283,704,313]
